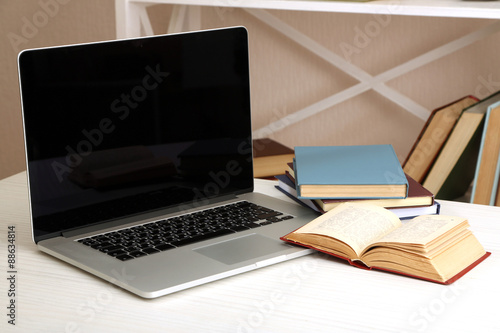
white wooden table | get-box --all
[0,172,499,332]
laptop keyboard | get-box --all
[77,201,293,261]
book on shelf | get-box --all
[253,138,294,178]
[403,96,478,183]
[471,102,500,205]
[275,172,439,219]
[281,202,490,284]
[293,145,408,199]
[494,172,500,206]
[423,90,500,200]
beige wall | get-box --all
[196,8,500,162]
[0,0,116,179]
[2,1,500,179]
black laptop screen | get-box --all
[19,27,254,242]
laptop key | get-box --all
[124,246,141,253]
[142,247,160,254]
[256,211,282,219]
[91,241,113,250]
[171,229,234,247]
[129,251,148,258]
[99,244,124,253]
[116,254,135,261]
[155,243,175,251]
[229,225,250,232]
[108,249,127,257]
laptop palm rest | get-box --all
[194,234,292,265]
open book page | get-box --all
[294,203,402,256]
[371,215,467,249]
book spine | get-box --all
[490,155,500,205]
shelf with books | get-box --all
[404,91,500,206]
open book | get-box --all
[281,203,490,284]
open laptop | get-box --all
[18,26,318,298]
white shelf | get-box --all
[128,0,500,20]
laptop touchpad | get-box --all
[194,234,291,265]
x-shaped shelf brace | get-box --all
[115,2,500,139]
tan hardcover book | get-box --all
[471,103,500,205]
[315,173,434,211]
[423,91,500,200]
[403,96,478,183]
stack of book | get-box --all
[403,91,500,205]
[276,144,439,219]
[275,144,490,284]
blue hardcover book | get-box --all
[294,145,408,199]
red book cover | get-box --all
[281,235,491,285]
[280,202,490,285]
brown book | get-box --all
[403,96,478,183]
[424,91,500,200]
[316,173,434,211]
[471,103,500,205]
[253,138,294,178]
[281,202,489,284]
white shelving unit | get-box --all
[115,0,500,138]
[116,0,500,24]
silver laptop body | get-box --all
[18,27,318,298]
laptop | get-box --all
[18,26,318,298]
